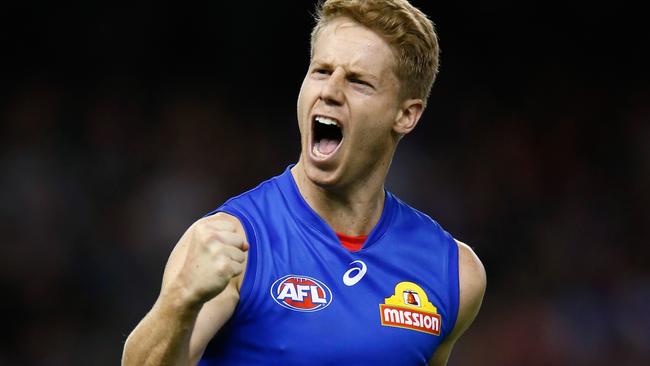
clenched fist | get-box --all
[169,216,249,307]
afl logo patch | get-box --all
[270,275,333,312]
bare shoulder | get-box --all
[456,239,487,309]
[428,240,486,366]
[451,239,486,340]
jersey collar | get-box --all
[276,164,396,251]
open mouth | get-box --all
[312,115,343,158]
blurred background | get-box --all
[1,1,649,365]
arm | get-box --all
[429,240,486,366]
[121,212,249,366]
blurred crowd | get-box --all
[0,79,298,365]
[1,1,649,365]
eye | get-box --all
[311,68,331,80]
[349,78,375,91]
[314,68,331,75]
[349,78,371,87]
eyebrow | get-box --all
[312,60,380,83]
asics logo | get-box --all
[343,260,367,286]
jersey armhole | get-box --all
[446,236,461,337]
[210,205,259,318]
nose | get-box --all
[320,67,345,106]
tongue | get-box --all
[317,138,339,155]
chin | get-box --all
[300,156,343,189]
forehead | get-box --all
[312,17,397,78]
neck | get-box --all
[291,161,388,236]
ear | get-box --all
[393,99,424,136]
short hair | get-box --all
[311,0,440,106]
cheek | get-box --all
[297,77,323,132]
[296,79,310,132]
[350,108,395,151]
[351,120,382,150]
[298,76,317,108]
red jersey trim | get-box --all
[335,232,368,252]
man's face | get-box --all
[297,17,404,189]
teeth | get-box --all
[315,116,339,126]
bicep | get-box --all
[429,240,486,366]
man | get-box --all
[122,0,486,365]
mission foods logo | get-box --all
[270,275,333,312]
[379,281,441,335]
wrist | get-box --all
[159,282,204,319]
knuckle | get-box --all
[216,230,242,247]
[214,257,232,276]
[231,264,243,276]
[215,218,236,231]
[192,217,211,230]
[228,230,243,242]
[212,229,227,243]
[206,243,219,256]
[195,230,212,246]
[211,242,232,258]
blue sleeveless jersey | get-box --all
[200,166,459,366]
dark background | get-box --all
[1,1,649,365]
